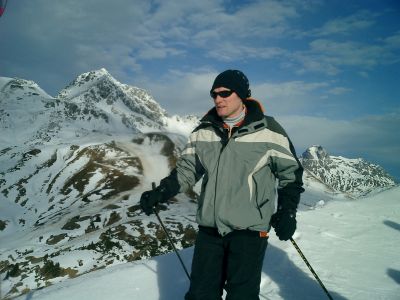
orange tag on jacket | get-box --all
[259,231,269,238]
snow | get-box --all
[1,71,399,299]
[13,186,400,300]
[115,138,171,186]
[0,77,13,90]
[301,146,396,197]
[164,115,200,137]
[57,68,111,100]
[304,145,329,160]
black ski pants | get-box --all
[185,226,268,300]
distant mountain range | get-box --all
[300,145,396,198]
[0,69,396,298]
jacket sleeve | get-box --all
[159,130,205,199]
[266,117,304,211]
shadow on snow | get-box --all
[383,220,400,232]
[156,244,348,300]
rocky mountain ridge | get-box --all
[0,71,396,298]
[57,68,167,132]
[300,145,396,197]
[0,70,198,298]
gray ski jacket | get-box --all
[161,99,304,236]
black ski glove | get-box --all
[140,186,167,216]
[270,209,297,241]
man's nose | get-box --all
[214,96,224,103]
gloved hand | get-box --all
[140,186,165,216]
[270,209,297,241]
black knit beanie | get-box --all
[210,69,251,100]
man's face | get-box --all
[212,87,243,118]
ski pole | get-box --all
[152,182,191,280]
[290,238,333,300]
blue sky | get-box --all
[1,0,399,180]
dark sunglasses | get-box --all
[210,90,234,99]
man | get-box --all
[140,69,304,300]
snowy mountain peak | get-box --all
[57,68,115,99]
[56,68,168,133]
[0,77,52,99]
[300,146,396,197]
[0,77,59,145]
[301,145,329,160]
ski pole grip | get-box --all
[152,182,156,190]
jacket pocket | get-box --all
[256,197,269,219]
[253,179,269,219]
[252,165,275,220]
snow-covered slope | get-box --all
[0,70,199,299]
[0,77,59,145]
[0,131,199,298]
[0,71,397,299]
[12,186,400,300]
[301,145,396,197]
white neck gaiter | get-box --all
[222,106,246,128]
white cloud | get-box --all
[280,10,400,76]
[137,69,218,116]
[207,45,287,61]
[251,80,331,114]
[327,87,352,95]
[1,0,398,124]
[75,44,141,75]
[358,71,369,78]
[140,75,342,117]
[254,80,329,98]
[195,1,305,60]
[309,39,384,68]
[384,31,400,50]
[311,10,377,36]
[292,36,400,75]
[3,0,305,76]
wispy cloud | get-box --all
[254,80,329,98]
[251,80,335,115]
[2,0,304,80]
[384,30,400,50]
[4,0,396,90]
[310,10,377,36]
[137,68,218,115]
[207,45,287,61]
[327,87,352,95]
[292,33,400,75]
[141,75,345,117]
